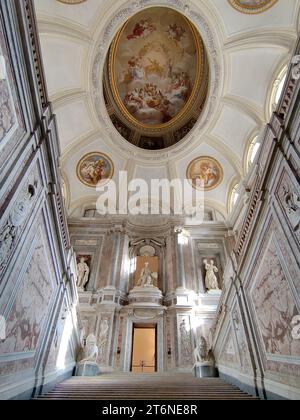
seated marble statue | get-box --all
[79,333,98,364]
[138,262,158,287]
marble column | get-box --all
[174,228,186,290]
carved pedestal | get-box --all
[75,361,100,377]
[194,362,218,378]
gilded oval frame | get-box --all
[228,0,278,14]
[76,152,114,188]
[187,156,224,191]
[108,7,204,133]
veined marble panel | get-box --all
[249,223,300,376]
[0,18,25,177]
[218,326,239,369]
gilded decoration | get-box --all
[228,0,278,14]
[104,7,209,150]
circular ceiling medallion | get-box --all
[228,0,278,14]
[103,7,209,150]
[187,156,223,191]
[77,152,114,188]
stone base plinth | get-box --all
[75,361,100,377]
[128,285,163,305]
[194,364,218,378]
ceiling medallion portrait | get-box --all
[104,7,209,150]
[228,0,278,14]
[77,152,114,188]
[187,157,223,191]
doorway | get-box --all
[131,324,157,373]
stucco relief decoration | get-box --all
[232,306,252,373]
[98,317,110,365]
[0,52,15,141]
[281,184,300,233]
[187,156,223,191]
[179,317,193,366]
[0,231,54,354]
[228,0,278,14]
[76,152,114,188]
[0,181,38,273]
[251,241,300,357]
[219,329,238,368]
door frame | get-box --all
[130,323,157,372]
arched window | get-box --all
[270,66,288,114]
[246,135,261,172]
[229,184,240,213]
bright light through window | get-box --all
[230,184,240,213]
[274,72,287,106]
[250,142,260,164]
[247,136,261,172]
[56,312,73,370]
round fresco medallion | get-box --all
[187,157,224,191]
[108,7,204,130]
[77,152,114,188]
[228,0,278,14]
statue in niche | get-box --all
[138,262,158,287]
[79,333,99,364]
[77,257,90,291]
[204,259,220,291]
[194,336,215,366]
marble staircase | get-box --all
[37,373,258,400]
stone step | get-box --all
[36,374,258,401]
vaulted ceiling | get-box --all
[35,0,300,219]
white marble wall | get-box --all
[0,0,80,400]
[212,40,300,400]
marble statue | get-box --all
[79,334,99,364]
[138,262,158,287]
[77,257,90,291]
[194,336,210,364]
[204,259,220,291]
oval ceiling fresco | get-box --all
[104,7,209,150]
